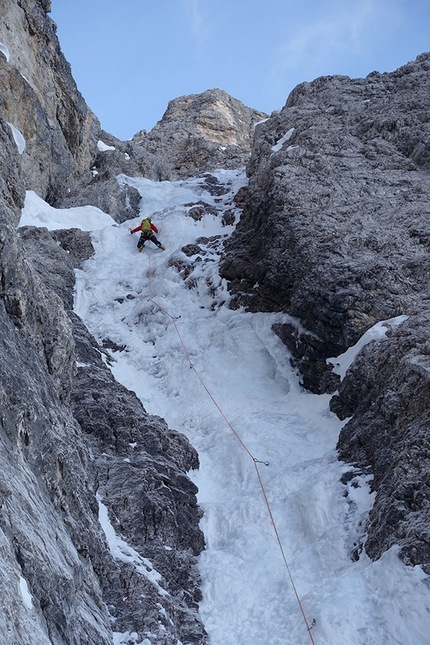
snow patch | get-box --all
[271,128,294,152]
[0,42,10,62]
[97,495,169,597]
[113,631,151,645]
[19,190,115,231]
[98,140,116,152]
[19,576,33,609]
[327,315,408,379]
[7,123,25,154]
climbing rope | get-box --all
[146,245,317,645]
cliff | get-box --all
[220,52,430,571]
[57,89,267,221]
[0,0,100,203]
[0,1,210,642]
[2,0,430,640]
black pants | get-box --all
[137,232,162,249]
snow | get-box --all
[19,190,115,231]
[113,631,152,645]
[23,170,430,644]
[272,127,294,152]
[0,42,10,62]
[327,315,408,380]
[7,123,25,154]
[19,576,33,610]
[98,140,116,152]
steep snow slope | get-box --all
[22,171,430,645]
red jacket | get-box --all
[130,222,158,234]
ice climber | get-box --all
[130,217,165,252]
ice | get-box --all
[19,576,33,610]
[0,42,10,62]
[7,122,25,154]
[23,170,430,644]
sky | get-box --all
[49,0,429,140]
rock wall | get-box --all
[221,52,430,392]
[0,1,208,642]
[0,109,111,643]
[0,0,100,203]
[140,89,267,179]
[220,52,430,569]
[59,89,266,220]
[331,314,430,571]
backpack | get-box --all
[141,218,151,233]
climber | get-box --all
[130,217,165,252]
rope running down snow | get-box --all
[146,245,317,645]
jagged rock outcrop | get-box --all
[220,53,430,569]
[331,314,430,571]
[0,0,100,203]
[140,89,267,179]
[59,90,266,221]
[221,52,430,393]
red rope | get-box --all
[145,245,317,644]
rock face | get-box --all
[0,113,111,642]
[0,0,100,203]
[59,90,267,220]
[331,314,430,571]
[140,89,267,179]
[221,53,430,392]
[220,53,430,569]
[0,1,208,643]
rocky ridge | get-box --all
[220,52,430,570]
[58,89,266,221]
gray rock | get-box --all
[220,52,430,570]
[221,52,430,393]
[57,174,142,224]
[0,140,113,643]
[141,88,267,179]
[333,314,430,571]
[0,0,100,204]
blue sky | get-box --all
[50,0,429,140]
